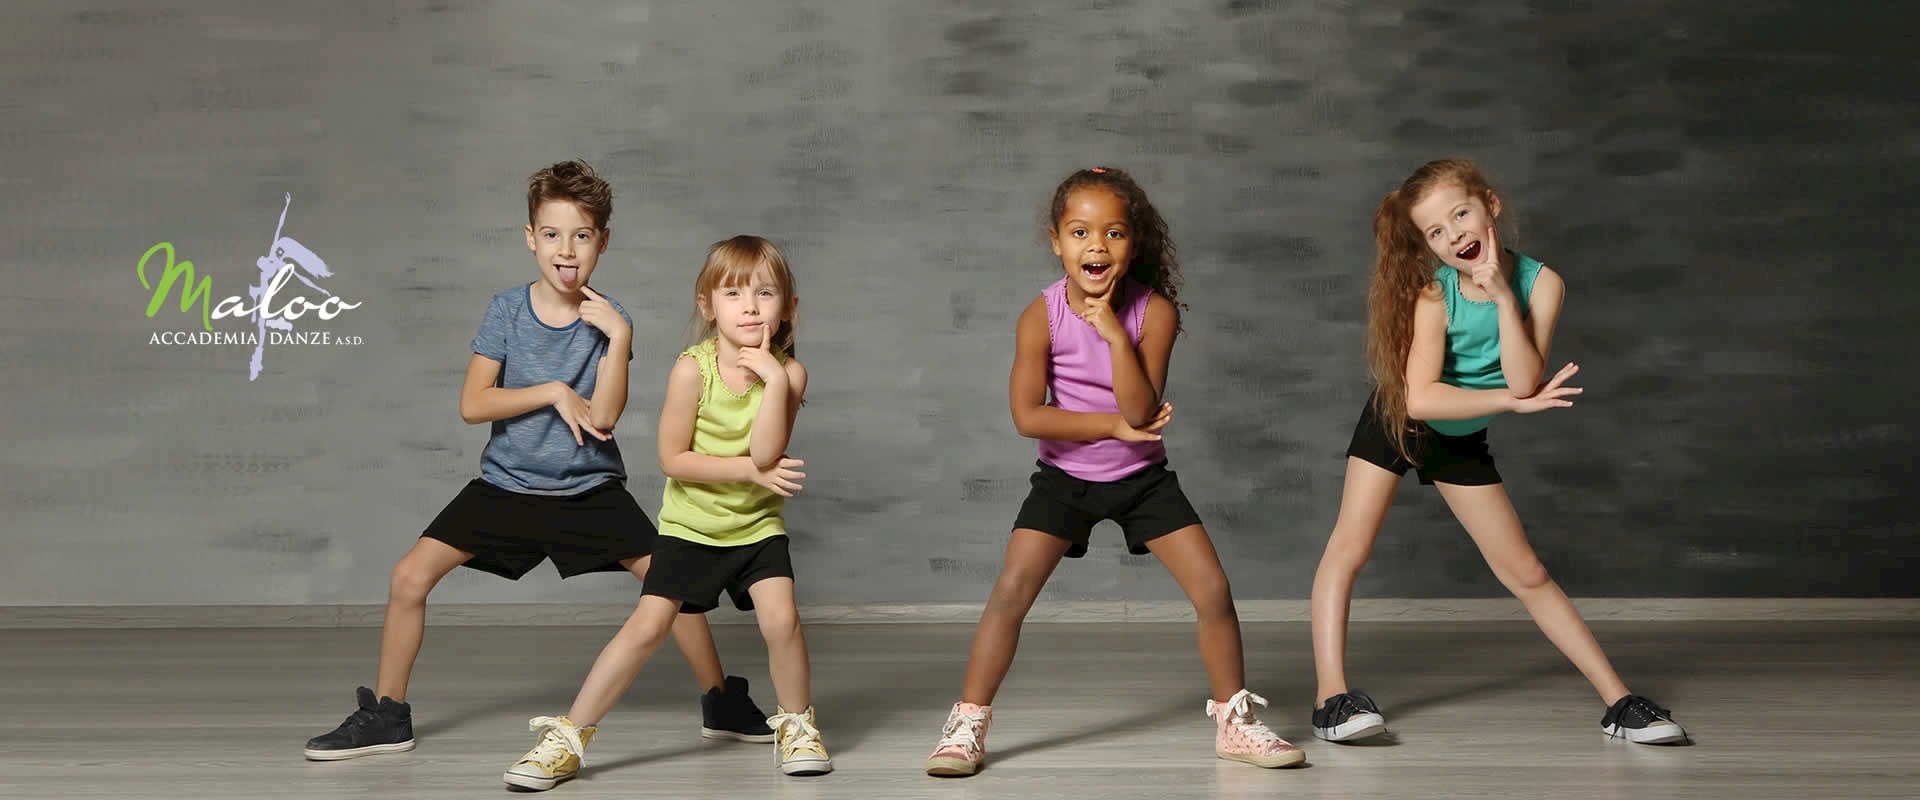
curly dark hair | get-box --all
[1046,166,1186,329]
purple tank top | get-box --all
[1036,277,1166,482]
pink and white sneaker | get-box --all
[925,702,991,777]
[1206,690,1305,768]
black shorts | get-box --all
[1345,399,1502,486]
[421,478,656,580]
[1012,460,1203,558]
[642,535,795,614]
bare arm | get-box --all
[458,353,560,424]
[747,358,807,469]
[1107,293,1175,427]
[657,355,754,483]
[1404,286,1519,421]
[588,332,630,432]
[1500,266,1565,398]
[1008,297,1134,442]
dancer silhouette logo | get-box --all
[137,193,366,380]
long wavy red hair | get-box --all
[1367,158,1502,463]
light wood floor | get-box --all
[4,620,1915,799]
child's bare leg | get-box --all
[1309,458,1403,703]
[622,554,725,692]
[1435,481,1631,705]
[746,577,809,711]
[960,530,1073,705]
[1144,525,1243,702]
[376,537,472,701]
[565,595,685,725]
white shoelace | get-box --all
[521,716,585,766]
[1206,690,1285,745]
[768,711,823,757]
[935,710,987,753]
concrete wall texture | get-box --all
[3,1,1914,606]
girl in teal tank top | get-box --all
[1305,159,1688,746]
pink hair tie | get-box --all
[1090,167,1107,173]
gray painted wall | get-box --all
[3,1,1914,606]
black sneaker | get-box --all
[700,675,776,743]
[1312,690,1387,742]
[303,686,416,760]
[1601,694,1688,744]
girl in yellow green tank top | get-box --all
[656,335,791,547]
[509,236,834,782]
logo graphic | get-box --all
[137,193,364,380]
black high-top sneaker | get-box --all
[304,686,416,760]
[700,675,776,742]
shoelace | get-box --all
[935,710,987,754]
[521,716,585,767]
[1206,690,1289,748]
[337,705,379,731]
[1329,691,1380,719]
[768,711,824,758]
[1611,696,1687,742]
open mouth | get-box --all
[1083,262,1113,280]
[555,265,579,285]
[1455,241,1481,262]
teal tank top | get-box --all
[1428,250,1544,436]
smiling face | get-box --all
[1049,188,1134,301]
[524,199,608,296]
[1407,182,1503,273]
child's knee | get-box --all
[622,603,678,648]
[1190,574,1237,620]
[756,606,801,642]
[388,559,440,602]
[1499,558,1553,592]
[987,571,1047,612]
[1320,531,1376,573]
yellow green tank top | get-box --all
[657,337,788,547]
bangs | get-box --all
[698,236,792,296]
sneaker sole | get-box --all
[302,740,416,761]
[503,768,574,791]
[780,758,833,776]
[702,727,777,743]
[1603,723,1689,744]
[1217,749,1307,769]
[925,756,982,777]
[1315,712,1387,742]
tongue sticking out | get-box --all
[557,266,579,285]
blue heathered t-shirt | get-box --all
[470,283,633,495]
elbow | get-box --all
[1010,410,1039,439]
[1404,387,1433,421]
[1506,371,1544,399]
[748,448,783,472]
[459,398,481,425]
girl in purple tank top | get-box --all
[924,168,1304,777]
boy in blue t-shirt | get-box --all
[304,161,772,760]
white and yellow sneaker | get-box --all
[503,715,596,791]
[768,705,833,776]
